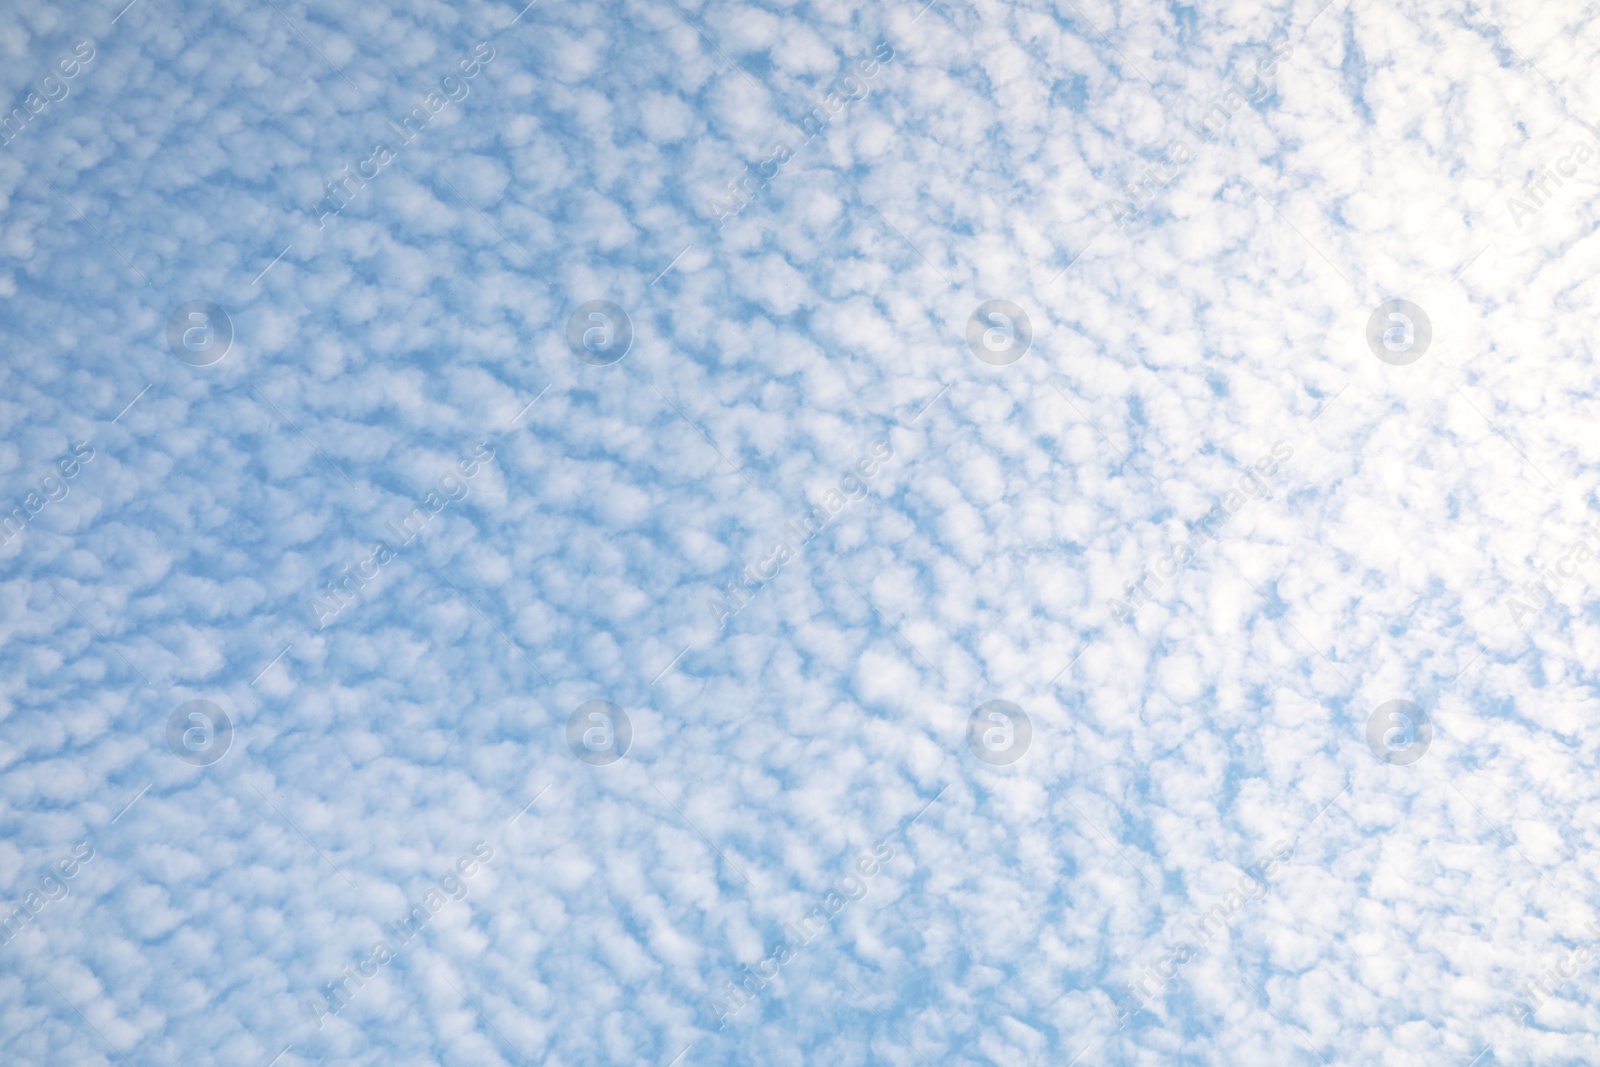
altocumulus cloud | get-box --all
[4,1,1600,1066]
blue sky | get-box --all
[4,0,1600,1063]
